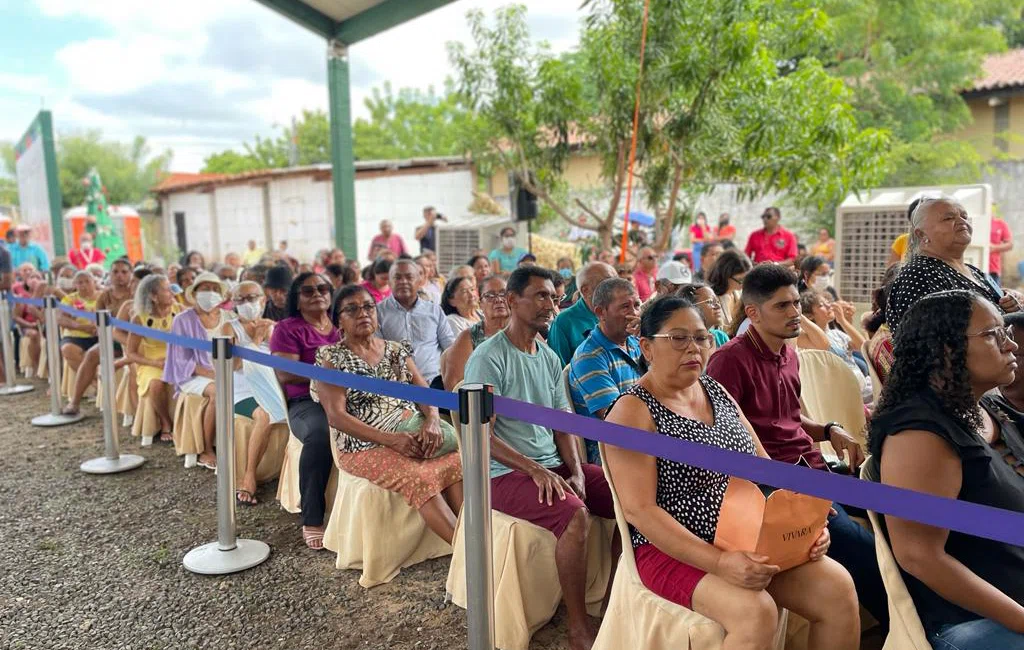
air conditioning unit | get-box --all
[435,215,520,275]
[835,184,992,306]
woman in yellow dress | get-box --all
[125,274,179,443]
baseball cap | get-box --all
[657,261,692,285]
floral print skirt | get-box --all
[337,446,462,509]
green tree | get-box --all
[201,109,330,173]
[200,150,264,174]
[57,132,172,208]
[0,141,17,206]
[353,82,472,160]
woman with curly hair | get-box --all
[869,290,1024,648]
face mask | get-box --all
[81,241,92,250]
[236,301,262,321]
[58,278,75,291]
[559,268,573,279]
[813,275,831,291]
[195,291,223,312]
[502,236,516,249]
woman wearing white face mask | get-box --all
[162,271,230,470]
[798,256,836,297]
[487,226,528,275]
[221,281,288,505]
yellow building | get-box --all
[959,49,1024,159]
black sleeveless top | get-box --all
[625,376,757,549]
[869,391,1024,635]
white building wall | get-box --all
[268,176,332,263]
[214,184,265,260]
[353,170,474,263]
[166,191,213,261]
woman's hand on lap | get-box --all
[388,433,423,458]
[418,417,443,457]
[809,527,830,561]
[714,551,780,590]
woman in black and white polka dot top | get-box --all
[604,296,859,650]
[886,196,1023,332]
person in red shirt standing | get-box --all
[632,247,658,302]
[366,219,409,262]
[989,214,1013,285]
[716,212,737,243]
[68,232,106,270]
[744,206,798,266]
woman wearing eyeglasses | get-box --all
[269,272,341,550]
[869,290,1024,649]
[442,275,510,390]
[887,196,1023,332]
[313,284,463,543]
[605,296,859,649]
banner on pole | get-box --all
[14,111,65,257]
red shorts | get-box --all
[490,463,614,538]
[634,543,708,609]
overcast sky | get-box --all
[0,0,583,172]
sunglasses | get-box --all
[299,284,332,298]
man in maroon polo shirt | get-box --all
[706,264,888,627]
[744,206,798,266]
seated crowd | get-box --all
[3,195,1023,650]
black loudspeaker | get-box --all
[513,185,538,221]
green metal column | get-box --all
[327,40,358,260]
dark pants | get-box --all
[827,502,889,628]
[287,397,332,527]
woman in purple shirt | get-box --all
[269,272,340,550]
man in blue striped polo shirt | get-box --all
[568,277,643,464]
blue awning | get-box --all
[620,211,655,227]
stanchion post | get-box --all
[183,336,270,575]
[31,296,85,427]
[80,310,144,474]
[459,383,495,650]
[0,293,33,395]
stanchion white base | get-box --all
[31,412,86,427]
[182,539,270,575]
[0,384,34,396]
[80,454,146,474]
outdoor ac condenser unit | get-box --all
[834,184,993,307]
[435,216,520,275]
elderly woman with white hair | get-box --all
[57,270,100,373]
[125,274,179,444]
[887,195,1024,331]
[219,281,288,505]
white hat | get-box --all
[185,271,228,304]
[656,261,692,285]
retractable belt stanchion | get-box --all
[183,336,270,574]
[459,384,496,650]
[0,292,33,396]
[80,310,144,474]
[31,296,85,427]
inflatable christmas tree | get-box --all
[83,168,126,268]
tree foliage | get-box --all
[353,82,472,160]
[56,131,172,208]
[0,141,17,207]
[201,109,330,173]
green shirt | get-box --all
[464,331,568,478]
[488,246,528,273]
[547,298,598,366]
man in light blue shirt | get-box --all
[9,226,50,272]
[377,259,454,384]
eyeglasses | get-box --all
[481,291,508,302]
[648,333,713,349]
[340,303,376,317]
[299,284,332,298]
[967,325,1014,347]
[731,275,745,285]
[641,255,656,261]
[236,294,262,304]
[695,298,721,309]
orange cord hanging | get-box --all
[619,0,652,263]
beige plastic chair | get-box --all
[861,341,884,403]
[797,349,868,451]
[592,443,790,650]
[860,461,932,650]
[232,415,289,488]
[17,335,36,377]
[131,385,169,445]
[95,365,125,410]
[37,337,48,379]
[115,365,135,417]
[322,429,452,588]
[61,360,77,402]
[172,392,209,465]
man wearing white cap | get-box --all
[654,260,692,299]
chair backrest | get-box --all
[797,349,867,447]
[598,443,640,572]
[860,460,932,650]
[560,364,575,414]
[861,340,883,403]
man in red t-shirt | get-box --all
[989,215,1013,284]
[68,232,106,270]
[744,206,798,266]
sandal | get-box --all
[158,431,174,443]
[302,526,325,550]
[236,489,258,507]
[61,404,80,416]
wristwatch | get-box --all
[824,421,842,438]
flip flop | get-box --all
[235,489,258,507]
[198,460,217,471]
[158,431,174,443]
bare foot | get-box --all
[567,622,597,650]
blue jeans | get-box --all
[929,618,1024,650]
[827,502,889,628]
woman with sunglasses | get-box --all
[269,272,340,550]
[707,250,752,332]
[605,296,859,649]
[312,285,463,543]
[869,290,1024,648]
[441,275,511,390]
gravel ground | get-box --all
[0,380,575,650]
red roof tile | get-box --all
[972,49,1024,92]
[152,171,227,192]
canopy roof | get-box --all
[253,0,457,43]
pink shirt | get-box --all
[367,233,408,261]
[633,267,655,302]
[745,227,798,263]
[990,218,1012,276]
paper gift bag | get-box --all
[714,476,831,572]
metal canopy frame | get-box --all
[251,0,459,259]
